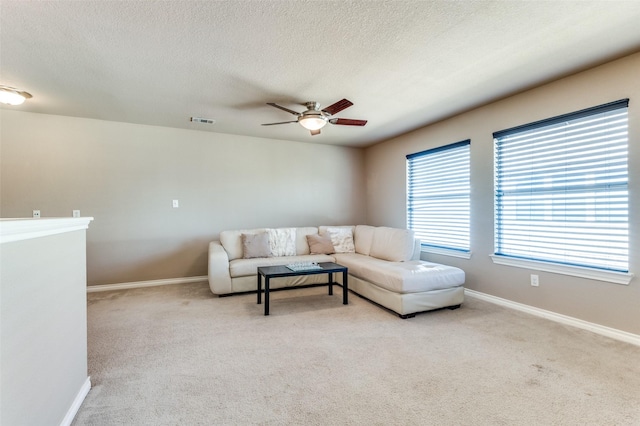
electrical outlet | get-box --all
[73,210,81,218]
[172,200,179,208]
[531,274,539,287]
[32,210,41,218]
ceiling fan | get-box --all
[262,98,367,136]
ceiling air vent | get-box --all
[190,117,215,124]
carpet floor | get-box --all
[73,282,640,425]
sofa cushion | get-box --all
[354,225,376,255]
[229,254,336,277]
[333,253,464,294]
[268,228,297,257]
[241,232,271,259]
[369,227,415,262]
[319,225,354,238]
[222,227,318,260]
[306,234,335,254]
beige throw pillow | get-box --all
[241,232,271,259]
[306,234,335,254]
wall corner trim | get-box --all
[464,289,640,347]
[86,276,208,293]
[60,377,91,426]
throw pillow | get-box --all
[268,228,297,257]
[241,232,271,259]
[306,234,335,255]
[327,227,355,253]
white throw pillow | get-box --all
[268,228,297,257]
[327,227,355,253]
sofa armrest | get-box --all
[208,241,232,295]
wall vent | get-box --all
[190,117,215,124]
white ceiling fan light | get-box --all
[263,99,367,136]
[0,85,32,105]
[298,107,328,131]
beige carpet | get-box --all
[73,282,640,425]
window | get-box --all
[493,99,629,277]
[407,140,470,256]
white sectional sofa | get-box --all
[208,225,465,318]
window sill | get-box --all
[422,247,471,259]
[490,254,634,285]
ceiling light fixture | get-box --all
[0,86,32,105]
[298,111,327,131]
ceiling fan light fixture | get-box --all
[0,85,32,105]
[263,99,366,134]
[298,115,327,131]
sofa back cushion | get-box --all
[220,227,320,260]
[354,225,376,255]
[369,227,415,262]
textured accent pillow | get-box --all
[306,234,335,255]
[327,227,355,253]
[268,228,297,257]
[241,232,271,259]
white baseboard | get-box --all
[86,276,208,293]
[60,376,91,426]
[464,289,640,347]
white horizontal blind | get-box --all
[407,140,470,253]
[494,99,629,272]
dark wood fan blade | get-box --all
[329,118,367,126]
[261,120,298,126]
[310,129,321,136]
[267,103,301,116]
[322,99,353,115]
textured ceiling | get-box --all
[2,1,640,147]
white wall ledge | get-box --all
[0,217,94,244]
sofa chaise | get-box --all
[208,225,465,318]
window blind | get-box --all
[407,140,470,253]
[494,99,629,272]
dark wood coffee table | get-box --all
[257,262,348,315]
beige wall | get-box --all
[364,52,640,334]
[0,112,366,285]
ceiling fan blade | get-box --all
[261,120,298,126]
[329,118,367,126]
[322,99,353,116]
[310,129,321,136]
[266,103,301,116]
